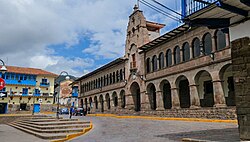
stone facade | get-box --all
[232,37,250,140]
[77,6,236,120]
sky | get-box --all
[0,0,182,77]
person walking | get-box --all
[69,106,74,119]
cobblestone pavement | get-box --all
[69,115,239,142]
[0,124,48,142]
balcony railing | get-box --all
[40,82,50,87]
[72,92,78,97]
[182,0,218,17]
[5,79,36,86]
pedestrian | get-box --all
[69,106,74,119]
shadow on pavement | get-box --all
[155,128,240,142]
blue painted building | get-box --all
[0,66,57,114]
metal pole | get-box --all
[56,84,60,119]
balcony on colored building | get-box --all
[1,73,37,86]
[72,92,78,97]
[40,82,50,87]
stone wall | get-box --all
[99,107,236,120]
[232,37,250,140]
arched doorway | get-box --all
[84,98,88,109]
[120,90,126,108]
[160,80,172,109]
[220,64,235,106]
[94,96,98,109]
[80,99,83,108]
[130,82,141,112]
[99,95,104,112]
[89,97,93,108]
[112,92,118,107]
[176,75,190,108]
[195,70,214,107]
[105,93,111,109]
[147,83,157,110]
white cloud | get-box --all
[0,0,178,77]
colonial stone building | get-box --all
[76,5,236,119]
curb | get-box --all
[50,121,93,142]
[87,114,237,123]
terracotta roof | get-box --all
[0,65,58,77]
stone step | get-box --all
[18,120,89,126]
[13,121,90,130]
[10,122,84,133]
[25,118,77,122]
[8,123,75,140]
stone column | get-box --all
[225,33,230,47]
[171,88,180,109]
[156,91,164,110]
[190,46,193,59]
[125,94,134,111]
[180,48,183,62]
[118,97,122,109]
[212,80,226,107]
[189,84,200,108]
[212,36,216,52]
[92,102,96,112]
[172,53,175,65]
[103,101,108,112]
[232,37,250,140]
[141,91,150,111]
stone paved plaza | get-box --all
[70,116,239,142]
[0,115,239,142]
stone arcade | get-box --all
[76,5,236,119]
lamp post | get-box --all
[56,71,70,119]
[0,59,7,74]
[0,59,7,94]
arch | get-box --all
[195,70,214,107]
[146,58,151,73]
[147,83,157,110]
[106,74,109,85]
[89,97,93,108]
[94,96,98,109]
[174,46,180,64]
[203,33,212,55]
[113,72,116,84]
[182,42,190,61]
[219,64,235,106]
[160,80,172,109]
[130,82,141,112]
[99,95,104,112]
[176,75,190,108]
[166,49,172,67]
[116,70,120,82]
[84,98,88,109]
[192,38,201,58]
[109,73,112,84]
[80,99,83,108]
[159,52,164,69]
[152,55,158,72]
[120,90,126,108]
[105,93,111,109]
[120,69,123,81]
[215,29,226,50]
[112,92,118,107]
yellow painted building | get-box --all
[0,66,57,114]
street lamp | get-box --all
[0,59,7,74]
[56,71,70,119]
